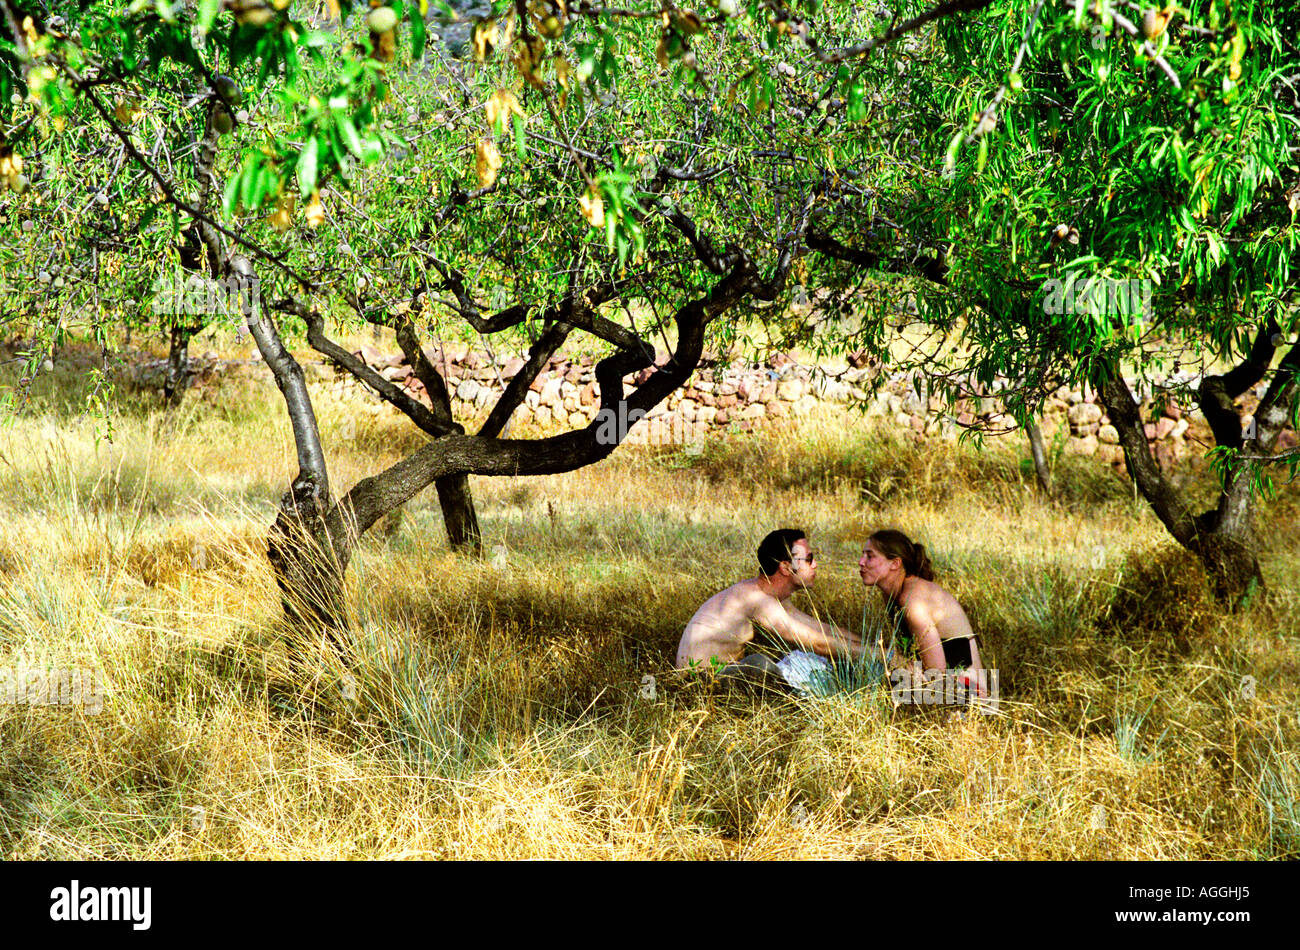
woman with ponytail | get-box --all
[859,530,985,693]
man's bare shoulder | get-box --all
[685,578,756,618]
[725,578,780,607]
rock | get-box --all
[987,413,1017,430]
[580,383,595,406]
[533,405,551,425]
[569,411,587,428]
[758,383,777,404]
[540,378,563,407]
[525,390,540,408]
[768,352,795,371]
[793,395,819,417]
[475,387,492,409]
[767,400,789,418]
[743,403,767,420]
[1171,418,1189,440]
[695,406,717,425]
[456,379,480,402]
[777,378,804,401]
[381,365,412,382]
[1098,424,1120,445]
[1155,417,1176,440]
[1163,402,1182,421]
[1097,444,1125,465]
[1067,402,1103,428]
[894,411,912,428]
[1066,435,1099,457]
[462,351,482,371]
[822,381,851,402]
[560,380,578,400]
[1144,422,1157,440]
[714,409,729,425]
[717,394,738,410]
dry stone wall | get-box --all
[135,340,1299,470]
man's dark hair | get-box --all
[757,528,806,577]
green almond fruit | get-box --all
[367,6,398,34]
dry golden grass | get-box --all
[0,347,1297,860]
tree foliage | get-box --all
[2,0,1296,618]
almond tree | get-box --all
[1,0,934,628]
[797,0,1299,604]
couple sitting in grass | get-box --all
[674,528,985,698]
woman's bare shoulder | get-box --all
[903,577,966,618]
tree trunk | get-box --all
[240,255,347,633]
[1185,522,1263,607]
[1025,417,1052,496]
[1097,364,1269,608]
[435,474,482,552]
[267,482,349,632]
[164,324,194,406]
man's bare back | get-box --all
[675,579,776,667]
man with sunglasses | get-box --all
[674,528,866,692]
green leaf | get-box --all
[1172,136,1191,181]
[197,0,221,33]
[223,169,242,217]
[296,136,319,197]
[358,134,385,164]
[240,156,261,210]
[337,113,364,158]
[412,7,427,59]
[513,112,526,160]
